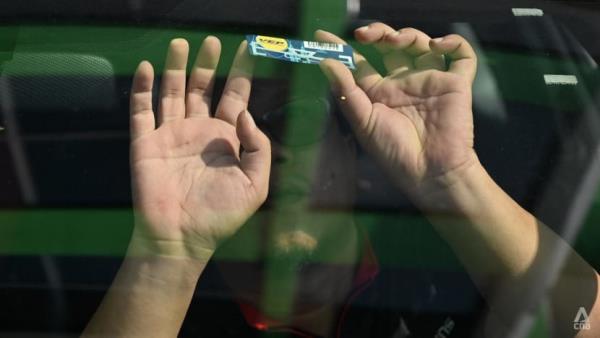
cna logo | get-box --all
[574,307,591,331]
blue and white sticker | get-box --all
[246,35,356,69]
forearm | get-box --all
[418,159,599,336]
[82,236,211,338]
[420,160,540,281]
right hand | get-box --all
[317,24,479,204]
[128,37,271,259]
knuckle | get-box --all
[163,87,184,98]
[187,86,205,95]
[398,27,422,38]
[130,109,153,118]
[372,22,393,33]
[445,34,466,42]
[222,87,247,103]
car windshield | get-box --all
[1,1,600,337]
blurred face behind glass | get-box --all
[217,96,359,317]
[265,97,357,255]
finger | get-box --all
[355,23,432,60]
[380,27,432,57]
[187,36,221,118]
[130,61,156,140]
[430,34,478,83]
[158,38,189,124]
[319,59,374,138]
[356,25,442,72]
[354,23,413,72]
[354,22,399,54]
[236,110,271,201]
[314,29,382,92]
[385,28,445,71]
[413,53,446,71]
[215,41,254,126]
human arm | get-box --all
[422,153,600,338]
[316,23,599,337]
[82,36,271,337]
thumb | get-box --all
[236,110,271,200]
[319,59,374,137]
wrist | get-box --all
[415,154,488,214]
[128,227,215,263]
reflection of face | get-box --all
[267,113,357,257]
[217,107,360,319]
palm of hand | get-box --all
[317,26,478,197]
[365,70,475,189]
[131,118,255,247]
[128,38,270,253]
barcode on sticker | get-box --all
[246,34,356,69]
[303,41,343,52]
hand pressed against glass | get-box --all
[317,24,478,204]
[129,37,271,258]
[317,24,600,338]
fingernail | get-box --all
[432,37,444,43]
[356,26,369,33]
[170,38,188,47]
[205,35,218,42]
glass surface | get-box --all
[1,0,600,337]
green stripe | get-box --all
[3,25,598,111]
